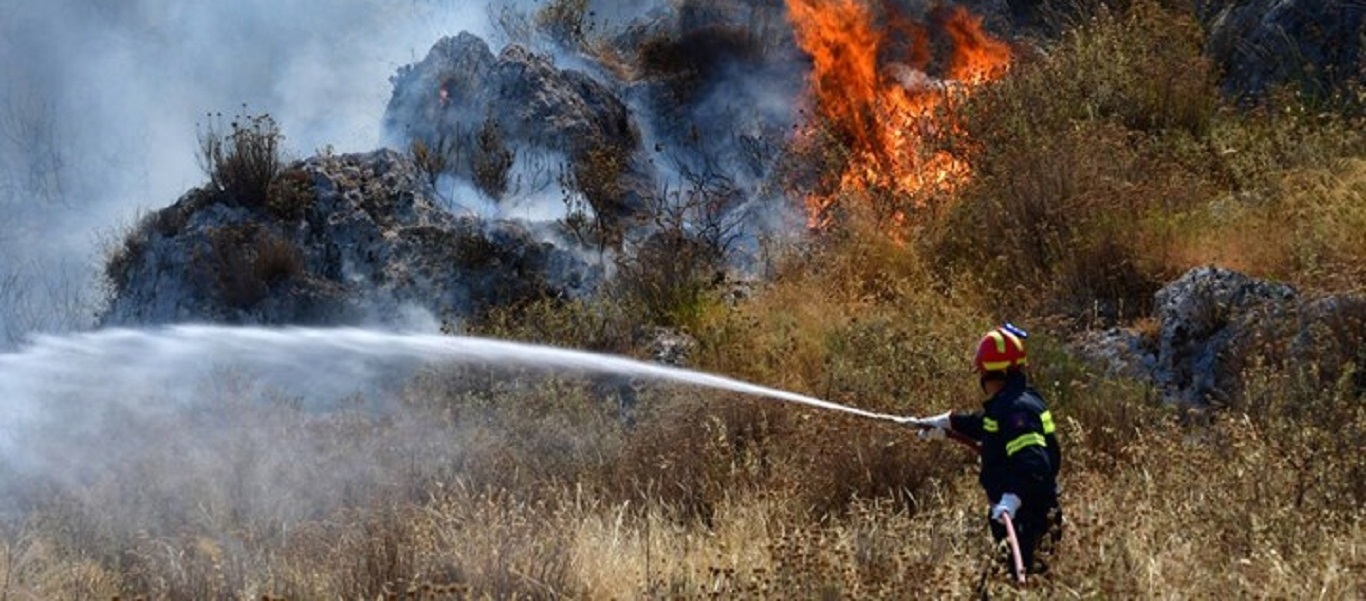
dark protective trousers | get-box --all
[988,491,1062,577]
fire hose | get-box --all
[1001,512,1027,585]
[884,414,1026,585]
[777,398,1027,584]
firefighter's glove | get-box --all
[913,411,952,441]
[991,493,1022,523]
[917,427,946,441]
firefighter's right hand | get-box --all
[917,427,946,441]
[911,412,951,441]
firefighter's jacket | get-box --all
[950,372,1060,504]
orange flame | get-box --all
[786,1,1012,230]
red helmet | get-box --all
[973,324,1027,373]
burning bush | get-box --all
[785,0,1012,230]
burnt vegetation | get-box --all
[197,109,315,221]
[195,224,304,311]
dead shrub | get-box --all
[920,3,1233,321]
[471,115,514,199]
[610,222,724,330]
[265,166,314,221]
[928,135,1153,320]
[409,133,458,188]
[102,227,148,295]
[198,111,286,209]
[535,0,589,46]
[559,140,632,251]
[199,224,303,310]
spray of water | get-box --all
[0,324,904,428]
[0,324,912,534]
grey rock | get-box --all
[1152,266,1297,404]
[101,149,598,329]
[382,32,650,218]
[1073,265,1366,407]
[1071,327,1156,381]
[643,326,698,368]
[1204,0,1366,99]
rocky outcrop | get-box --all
[1203,0,1366,99]
[385,32,639,156]
[1150,266,1297,404]
[1075,265,1366,406]
[100,149,597,328]
[382,32,651,219]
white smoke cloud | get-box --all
[0,0,498,344]
[0,0,819,348]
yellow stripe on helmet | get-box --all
[987,330,1007,353]
[999,328,1023,353]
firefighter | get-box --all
[912,323,1062,577]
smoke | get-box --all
[0,0,496,346]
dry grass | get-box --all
[1173,158,1366,290]
[42,213,1366,598]
[3,362,1360,598]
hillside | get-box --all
[2,0,1364,598]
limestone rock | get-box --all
[100,149,597,328]
[1204,0,1366,99]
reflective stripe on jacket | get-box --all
[949,372,1060,502]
